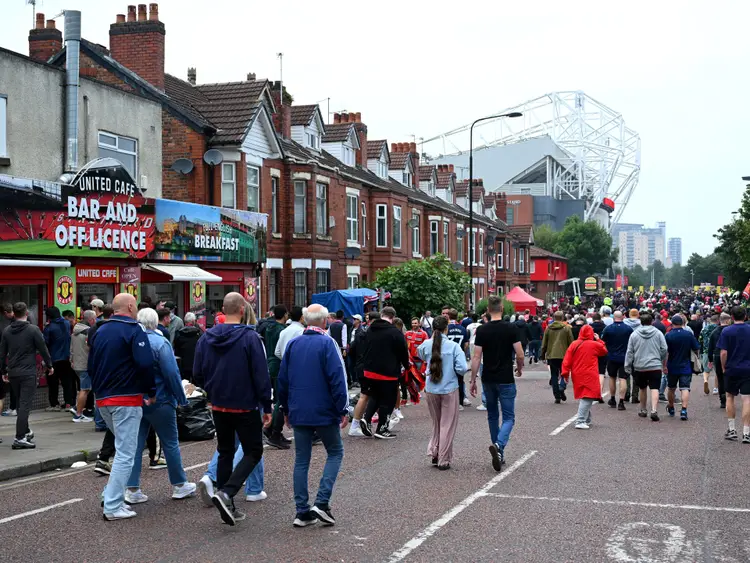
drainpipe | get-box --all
[64,10,81,172]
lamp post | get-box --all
[468,111,522,310]
[690,268,695,288]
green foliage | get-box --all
[475,297,488,316]
[366,254,471,322]
[553,216,617,279]
[713,183,750,288]
[503,298,516,317]
[534,224,559,252]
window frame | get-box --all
[316,269,330,294]
[271,176,279,233]
[98,130,138,179]
[443,221,449,258]
[392,205,402,249]
[530,259,536,274]
[361,202,367,245]
[412,212,420,255]
[315,182,328,235]
[402,171,412,187]
[347,274,359,289]
[479,233,484,265]
[469,230,476,265]
[376,204,388,248]
[246,165,260,213]
[498,243,503,269]
[513,247,518,273]
[294,269,308,307]
[220,162,236,208]
[430,220,439,256]
[293,180,307,234]
[519,248,525,273]
[346,194,359,244]
[307,131,320,150]
[0,95,7,158]
[456,225,464,263]
[268,269,280,308]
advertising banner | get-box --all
[77,265,119,283]
[0,168,267,265]
[189,280,207,329]
[584,276,598,292]
[243,276,258,314]
[120,266,141,301]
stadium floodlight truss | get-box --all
[421,91,641,228]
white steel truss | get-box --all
[421,91,641,228]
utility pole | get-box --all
[277,53,283,106]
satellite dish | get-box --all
[344,247,362,260]
[452,261,464,270]
[171,158,194,175]
[487,247,496,257]
[203,149,224,166]
[407,218,419,229]
[456,228,465,240]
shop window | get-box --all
[294,180,307,233]
[221,162,236,208]
[268,269,280,308]
[294,269,307,307]
[271,177,279,233]
[316,269,330,294]
[247,165,260,212]
[392,206,402,249]
[376,204,387,247]
[98,131,137,178]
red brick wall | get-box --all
[161,112,207,203]
[109,18,166,90]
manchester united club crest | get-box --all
[57,275,74,305]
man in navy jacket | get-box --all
[665,315,700,420]
[194,292,272,526]
[278,303,348,528]
[601,311,634,410]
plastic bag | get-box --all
[177,396,215,441]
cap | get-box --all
[671,315,684,325]
[353,314,363,321]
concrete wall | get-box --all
[0,51,161,196]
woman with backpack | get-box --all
[418,316,468,470]
[561,324,608,429]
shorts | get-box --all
[634,370,662,390]
[702,353,712,373]
[360,376,398,397]
[606,361,626,379]
[725,372,750,396]
[666,373,691,391]
[76,370,91,391]
[597,357,607,375]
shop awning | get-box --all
[144,264,222,282]
[0,259,71,268]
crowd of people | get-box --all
[0,284,747,528]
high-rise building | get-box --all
[668,237,682,266]
[613,222,665,268]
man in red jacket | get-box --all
[562,324,608,429]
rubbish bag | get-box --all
[177,396,215,441]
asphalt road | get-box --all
[1,364,747,563]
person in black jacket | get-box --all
[358,307,410,439]
[514,315,532,358]
[527,316,543,364]
[173,312,203,386]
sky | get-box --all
[3,0,748,258]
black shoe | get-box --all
[608,397,616,408]
[650,412,660,422]
[489,444,503,472]
[597,398,605,404]
[554,398,561,404]
[658,394,667,402]
[12,437,35,449]
[617,400,626,411]
[293,511,319,527]
[374,427,396,440]
[438,464,450,470]
[680,408,688,421]
[638,410,647,418]
[265,435,291,450]
[431,457,438,466]
[311,504,335,526]
[725,429,738,441]
[94,459,112,475]
[280,434,293,445]
[624,392,631,402]
[720,402,726,409]
[359,419,373,437]
[212,491,237,526]
[631,396,640,404]
[560,391,567,402]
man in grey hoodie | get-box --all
[624,313,667,421]
[0,302,53,448]
[623,309,643,403]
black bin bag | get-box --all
[177,396,216,441]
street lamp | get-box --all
[468,110,523,310]
[690,268,695,287]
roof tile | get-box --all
[323,122,355,143]
[367,140,387,160]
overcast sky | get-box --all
[4,0,748,258]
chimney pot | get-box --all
[348,112,356,123]
[35,13,45,29]
[149,3,159,21]
[391,143,398,152]
[116,14,126,23]
[409,142,417,153]
[333,113,341,124]
[247,72,256,81]
[137,4,147,21]
[46,19,56,29]
[127,5,137,21]
[448,164,454,173]
[355,112,361,122]
[187,67,196,85]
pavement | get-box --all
[0,410,104,481]
[1,362,748,562]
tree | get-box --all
[553,216,617,280]
[365,254,471,322]
[666,263,687,288]
[623,264,646,288]
[534,224,559,253]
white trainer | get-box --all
[394,409,404,420]
[348,424,364,437]
[574,422,590,430]
[124,489,148,504]
[476,404,487,411]
[198,475,214,507]
[172,482,197,499]
[104,505,137,521]
[462,398,472,407]
[246,491,267,502]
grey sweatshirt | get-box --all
[0,320,52,377]
[624,325,667,374]
[624,318,642,330]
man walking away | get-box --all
[624,313,667,422]
[707,312,731,409]
[1,303,17,416]
[278,304,348,527]
[541,311,574,403]
[718,306,750,442]
[71,310,97,422]
[264,305,291,450]
[623,309,642,402]
[601,311,634,411]
[164,302,183,344]
[88,293,156,521]
[446,309,470,407]
[514,314,532,360]
[44,306,75,413]
[349,311,378,436]
[527,316,543,364]
[173,312,202,386]
[700,315,719,395]
[0,302,53,448]
[470,295,523,471]
[193,292,272,526]
[275,306,305,360]
[664,315,700,421]
[359,307,409,439]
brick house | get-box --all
[528,246,568,304]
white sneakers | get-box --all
[172,482,197,499]
[246,491,267,502]
[462,398,472,407]
[394,409,404,420]
[124,489,149,504]
[198,475,215,507]
[476,404,487,411]
[348,424,364,437]
[574,422,590,430]
[104,505,137,521]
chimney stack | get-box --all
[187,67,196,85]
[29,12,63,63]
[247,72,256,81]
[110,3,166,90]
[270,82,292,139]
[333,113,341,124]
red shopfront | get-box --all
[0,259,59,328]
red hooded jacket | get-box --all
[561,324,608,400]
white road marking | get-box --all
[606,522,696,562]
[385,450,537,563]
[483,493,750,513]
[549,415,578,436]
[183,462,209,471]
[0,498,83,525]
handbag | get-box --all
[690,350,702,374]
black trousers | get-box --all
[9,375,35,439]
[213,410,264,498]
[715,360,726,401]
[364,379,399,429]
[1,379,18,411]
[100,429,116,461]
[49,360,77,407]
[548,359,563,399]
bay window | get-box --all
[294,180,307,233]
[376,204,387,247]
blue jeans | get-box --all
[94,404,107,431]
[659,374,667,395]
[99,405,143,513]
[205,435,264,495]
[293,424,343,514]
[483,383,517,449]
[126,402,187,488]
[528,340,541,362]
